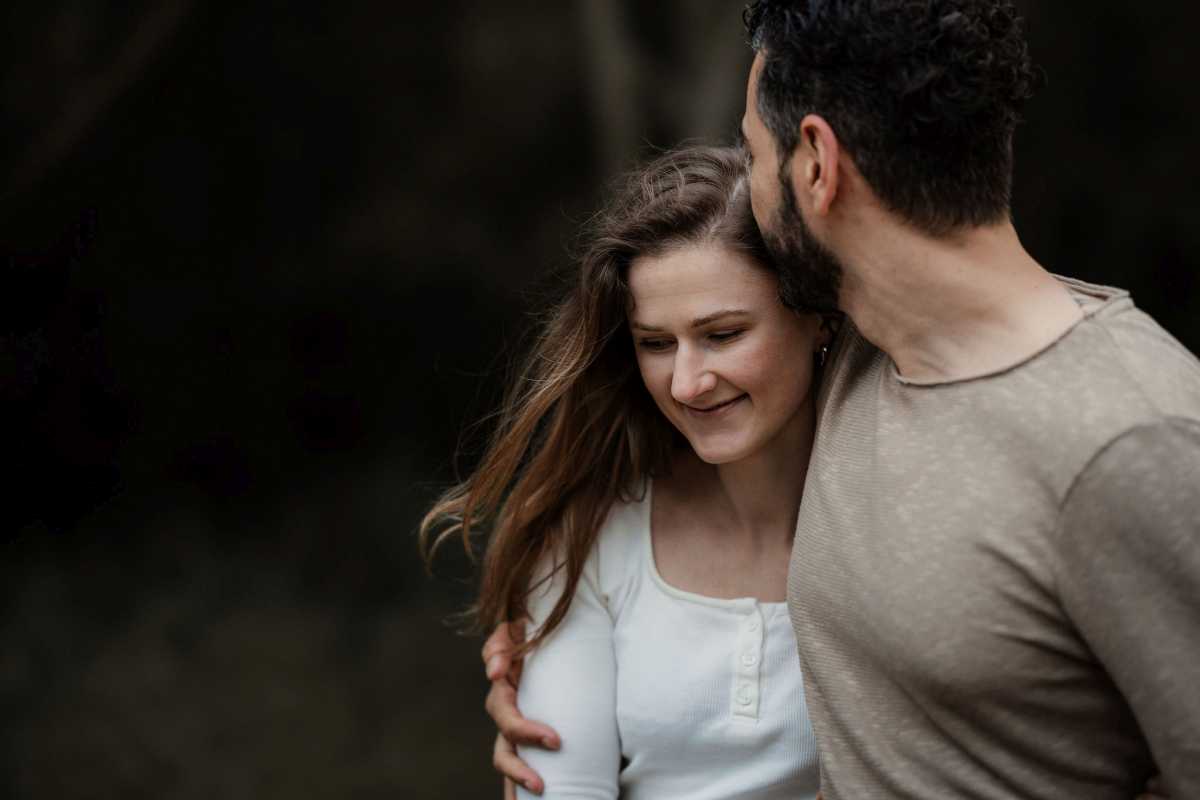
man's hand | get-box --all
[483,621,561,797]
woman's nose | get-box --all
[671,347,717,404]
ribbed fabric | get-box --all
[517,484,820,800]
[789,277,1200,799]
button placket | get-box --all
[731,603,765,720]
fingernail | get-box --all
[487,655,503,678]
[543,736,559,750]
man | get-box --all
[485,2,1200,797]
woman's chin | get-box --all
[688,437,753,466]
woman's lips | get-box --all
[683,394,747,418]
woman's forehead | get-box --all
[626,243,776,322]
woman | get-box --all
[421,145,833,799]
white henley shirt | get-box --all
[516,482,820,800]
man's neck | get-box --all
[835,218,1085,383]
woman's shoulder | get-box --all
[590,482,652,592]
[528,483,649,620]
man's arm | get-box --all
[1056,419,1200,796]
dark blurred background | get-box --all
[1,2,1196,797]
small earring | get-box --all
[816,344,829,369]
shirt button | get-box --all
[746,619,760,632]
[741,653,757,666]
[736,693,752,706]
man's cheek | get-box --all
[749,177,772,228]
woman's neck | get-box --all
[682,400,815,547]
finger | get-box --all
[483,623,516,681]
[494,734,544,795]
[482,622,515,663]
[485,681,562,749]
[508,656,523,687]
[503,777,516,800]
[505,620,529,685]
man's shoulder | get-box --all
[822,280,1200,494]
[1060,278,1200,424]
[980,280,1200,469]
[827,278,1200,425]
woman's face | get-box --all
[627,242,825,465]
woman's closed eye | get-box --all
[637,330,745,352]
[707,329,744,345]
[637,338,674,352]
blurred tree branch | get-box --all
[577,0,642,177]
[576,0,751,176]
[3,0,195,205]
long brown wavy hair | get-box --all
[420,144,797,651]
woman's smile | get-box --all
[683,393,748,418]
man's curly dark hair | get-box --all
[744,0,1040,235]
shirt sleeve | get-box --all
[515,553,620,800]
[1055,418,1200,797]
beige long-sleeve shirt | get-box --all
[790,278,1200,799]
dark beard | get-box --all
[760,177,844,313]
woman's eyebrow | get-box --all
[630,309,750,332]
[690,309,750,328]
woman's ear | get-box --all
[817,313,841,348]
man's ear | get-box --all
[787,115,841,217]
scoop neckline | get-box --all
[641,479,789,612]
[885,276,1129,389]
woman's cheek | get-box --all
[637,357,670,404]
[634,352,653,385]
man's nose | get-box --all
[671,346,717,404]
